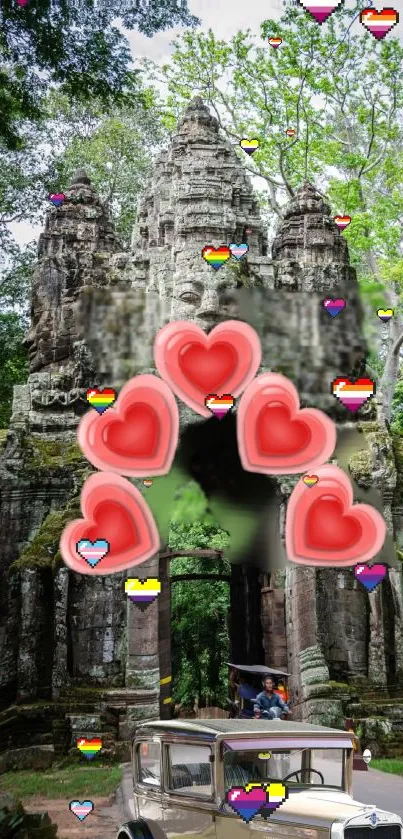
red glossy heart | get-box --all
[237,373,336,474]
[257,404,312,455]
[154,320,261,417]
[60,472,160,575]
[179,342,237,392]
[306,497,362,550]
[285,465,386,567]
[103,404,159,458]
[78,374,179,477]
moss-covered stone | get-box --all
[21,437,85,469]
[10,499,81,573]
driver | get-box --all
[254,677,291,719]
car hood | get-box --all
[261,790,402,829]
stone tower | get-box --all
[1,98,403,765]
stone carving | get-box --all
[0,98,403,763]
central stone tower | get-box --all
[0,97,402,766]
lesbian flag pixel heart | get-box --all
[360,7,399,39]
[297,0,344,24]
[332,377,375,413]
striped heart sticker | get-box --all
[239,138,259,155]
[334,215,351,231]
[360,7,399,39]
[332,377,375,413]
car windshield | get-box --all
[224,748,345,791]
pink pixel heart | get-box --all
[227,784,267,822]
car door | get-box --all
[161,741,217,839]
[133,737,164,824]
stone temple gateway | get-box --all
[1,97,403,767]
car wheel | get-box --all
[117,822,154,839]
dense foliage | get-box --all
[169,481,231,709]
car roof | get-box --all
[228,663,290,676]
[134,719,349,738]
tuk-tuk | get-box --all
[228,663,290,719]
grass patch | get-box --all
[371,758,403,776]
[0,764,122,799]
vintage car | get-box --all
[117,719,403,839]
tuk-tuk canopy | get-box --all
[228,663,290,677]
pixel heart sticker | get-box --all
[227,784,267,822]
[60,473,160,575]
[69,801,94,821]
[285,464,386,567]
[297,0,344,23]
[78,374,179,477]
[354,563,387,592]
[360,7,399,39]
[154,320,261,418]
[237,373,336,474]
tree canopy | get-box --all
[0,0,199,150]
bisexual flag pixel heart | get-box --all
[332,377,375,413]
[354,563,387,592]
[227,782,288,823]
[323,298,346,318]
[297,0,344,24]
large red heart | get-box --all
[237,373,336,474]
[78,374,179,477]
[286,464,386,567]
[59,472,160,575]
[154,320,261,417]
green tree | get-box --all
[0,312,29,428]
[47,89,168,245]
[148,4,403,413]
[0,0,199,150]
[169,481,231,709]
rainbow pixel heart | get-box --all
[48,193,65,207]
[76,539,110,567]
[205,394,235,420]
[360,7,399,39]
[86,387,117,414]
[377,308,393,323]
[202,246,231,271]
[323,298,346,318]
[125,578,161,609]
[332,377,375,413]
[303,475,319,488]
[268,37,282,47]
[77,738,102,760]
[229,243,249,260]
[239,139,259,155]
[69,801,94,822]
[297,0,344,23]
[354,563,387,592]
[334,215,351,231]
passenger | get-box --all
[254,676,291,719]
[237,675,257,718]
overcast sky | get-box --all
[9,0,403,247]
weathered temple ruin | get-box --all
[1,97,403,769]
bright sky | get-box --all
[9,0,403,247]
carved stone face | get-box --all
[171,274,241,332]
